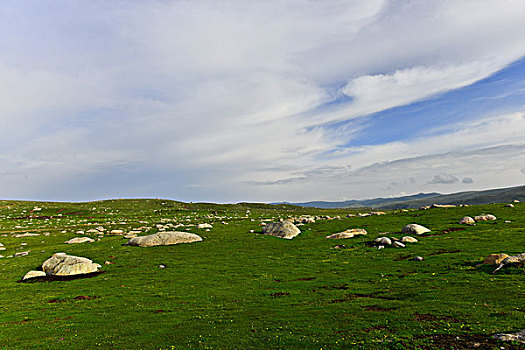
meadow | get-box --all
[0,199,523,349]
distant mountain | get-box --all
[280,185,525,209]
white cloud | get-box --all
[428,173,459,185]
[1,1,525,201]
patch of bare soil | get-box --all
[360,305,397,312]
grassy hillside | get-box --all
[0,199,524,349]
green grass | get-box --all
[0,199,523,349]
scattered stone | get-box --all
[42,253,101,276]
[334,245,346,249]
[504,220,511,223]
[104,261,113,265]
[197,223,213,229]
[459,216,475,225]
[261,221,301,239]
[374,237,392,245]
[326,228,367,239]
[431,204,456,208]
[401,236,418,243]
[14,251,29,257]
[474,214,497,222]
[481,253,510,265]
[65,237,94,244]
[13,233,39,238]
[109,229,124,235]
[123,233,138,239]
[402,224,431,235]
[393,241,405,248]
[158,264,166,269]
[504,203,514,208]
[125,231,203,247]
[493,329,525,344]
[411,256,424,261]
[22,270,47,280]
[493,253,525,274]
[369,211,386,215]
[513,199,520,203]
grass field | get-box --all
[0,199,523,349]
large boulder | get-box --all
[326,228,367,239]
[42,253,101,276]
[459,216,475,225]
[125,231,203,247]
[401,224,431,235]
[262,221,301,239]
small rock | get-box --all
[402,224,431,235]
[158,264,166,269]
[65,237,94,244]
[401,236,418,243]
[493,329,525,344]
[13,233,39,238]
[504,204,514,208]
[14,251,29,257]
[459,216,475,225]
[197,223,213,229]
[110,229,124,235]
[374,237,392,245]
[513,199,520,203]
[411,256,424,261]
[393,241,405,248]
[104,261,113,265]
[481,253,510,265]
[22,270,46,280]
[326,229,367,239]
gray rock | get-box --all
[125,231,203,247]
[42,253,101,276]
[326,229,367,239]
[393,241,405,248]
[459,216,475,225]
[22,270,47,280]
[402,224,431,235]
[493,329,525,344]
[65,237,94,244]
[374,237,392,245]
[261,221,301,239]
[411,256,424,261]
[401,236,418,243]
[474,214,497,222]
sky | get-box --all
[1,0,525,203]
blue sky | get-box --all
[1,0,525,202]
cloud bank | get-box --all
[1,1,525,202]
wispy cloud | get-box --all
[0,1,525,202]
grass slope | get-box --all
[0,199,524,349]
